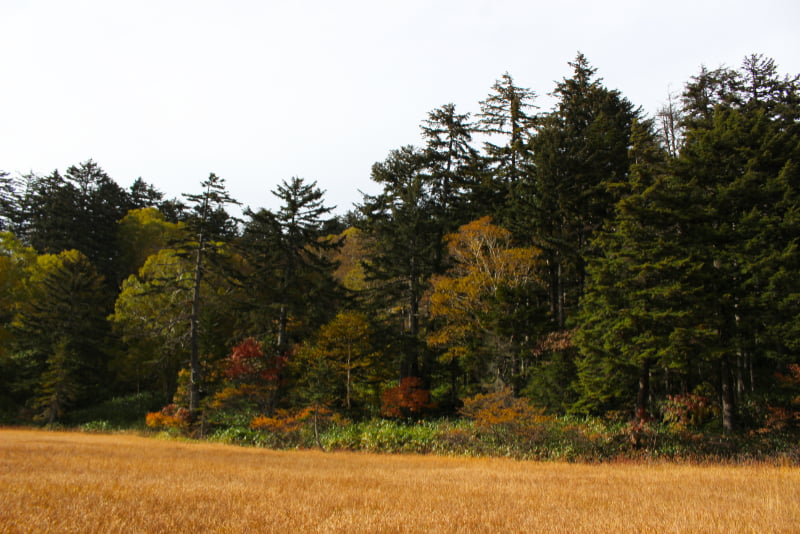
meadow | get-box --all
[1,429,798,533]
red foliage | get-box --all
[380,377,434,418]
[226,338,286,384]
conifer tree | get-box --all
[525,53,638,329]
[237,177,340,349]
[573,119,698,416]
[0,171,17,233]
[359,146,440,380]
[575,55,800,430]
[420,103,483,226]
[477,73,537,215]
[181,173,239,415]
[14,250,110,417]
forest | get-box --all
[1,53,799,458]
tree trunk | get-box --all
[345,345,352,410]
[189,233,204,415]
[636,358,651,420]
[277,304,288,350]
[721,356,736,433]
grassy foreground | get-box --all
[1,429,799,533]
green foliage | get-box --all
[33,339,81,424]
[2,55,800,459]
[116,207,185,279]
[110,249,194,400]
[236,177,341,348]
[13,250,111,420]
[65,392,164,429]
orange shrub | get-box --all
[251,406,333,434]
[460,388,549,430]
[145,404,191,431]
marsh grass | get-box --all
[1,429,799,533]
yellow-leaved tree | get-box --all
[295,311,382,412]
[427,216,543,389]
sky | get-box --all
[2,0,799,215]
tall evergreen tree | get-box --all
[574,55,800,431]
[525,53,639,329]
[237,177,340,349]
[420,103,483,226]
[359,146,441,380]
[0,171,17,232]
[673,55,800,430]
[128,177,165,210]
[20,160,133,286]
[478,73,537,215]
[14,250,110,419]
[573,119,699,416]
[181,173,239,415]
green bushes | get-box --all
[65,392,164,430]
[127,388,800,462]
[189,414,797,463]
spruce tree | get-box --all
[421,103,484,226]
[574,55,800,430]
[14,250,110,417]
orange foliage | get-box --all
[250,405,333,434]
[460,389,549,430]
[145,404,191,431]
[763,364,800,432]
[380,377,434,418]
[530,329,575,357]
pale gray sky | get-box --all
[2,0,798,214]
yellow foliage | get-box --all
[427,217,542,357]
[460,389,550,430]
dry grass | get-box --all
[1,429,798,533]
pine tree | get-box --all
[0,171,17,232]
[19,160,133,287]
[14,250,110,417]
[33,338,81,424]
[573,119,699,416]
[674,55,800,431]
[574,55,800,430]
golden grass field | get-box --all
[1,429,798,533]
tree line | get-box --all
[1,53,798,435]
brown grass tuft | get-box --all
[1,429,798,533]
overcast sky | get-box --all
[2,0,799,214]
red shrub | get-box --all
[380,377,433,418]
[226,338,286,383]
